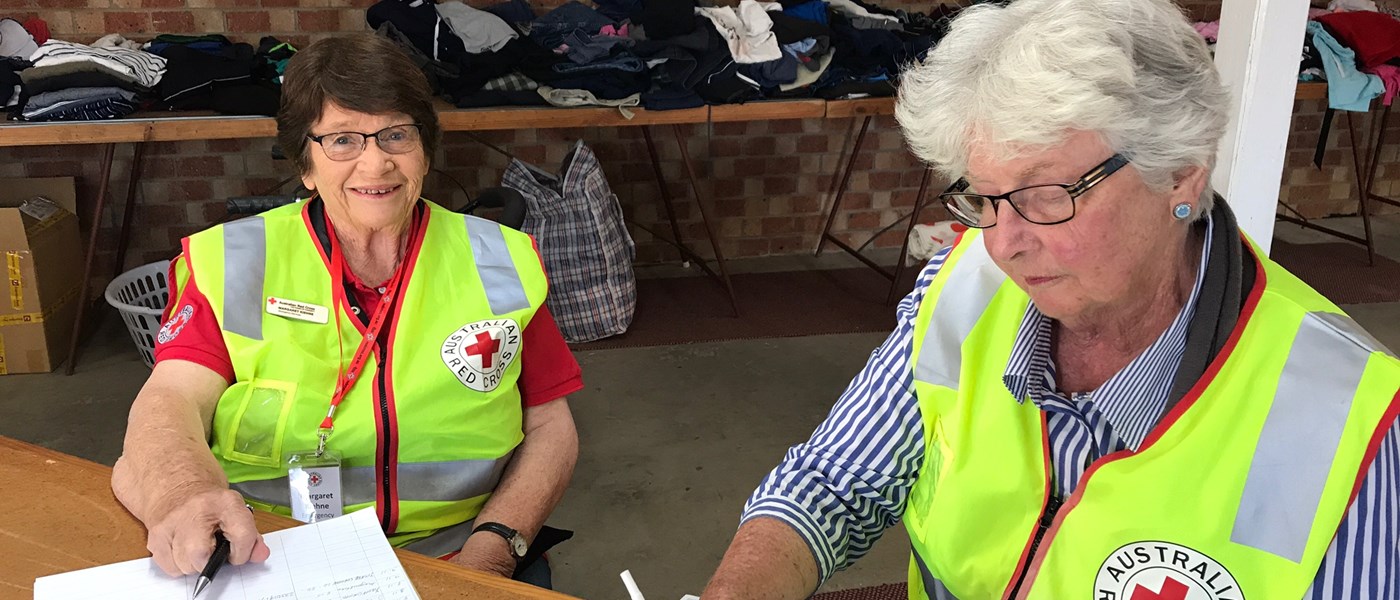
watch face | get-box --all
[511,537,529,557]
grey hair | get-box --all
[894,0,1229,217]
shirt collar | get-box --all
[1002,215,1215,450]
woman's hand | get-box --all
[449,532,517,578]
[144,484,270,576]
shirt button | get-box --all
[377,286,387,294]
[351,306,362,315]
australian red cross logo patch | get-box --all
[1095,541,1243,600]
[157,304,194,344]
[441,319,521,392]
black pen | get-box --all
[192,531,231,598]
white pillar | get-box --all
[1210,0,1310,255]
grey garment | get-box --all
[24,86,135,111]
[562,30,633,64]
[850,16,904,31]
[536,85,640,108]
[20,61,144,87]
[1162,196,1251,418]
[436,1,519,54]
[551,53,645,74]
[0,18,36,60]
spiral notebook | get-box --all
[34,508,419,600]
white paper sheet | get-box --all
[34,508,419,600]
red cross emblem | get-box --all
[465,331,501,369]
[1131,577,1189,600]
[267,297,277,305]
[308,472,322,487]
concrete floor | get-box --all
[2,215,1398,599]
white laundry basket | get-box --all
[105,261,172,368]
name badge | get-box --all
[286,450,344,523]
[266,296,329,324]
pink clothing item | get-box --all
[1194,20,1219,42]
[1369,64,1400,105]
[1310,8,1334,19]
[599,23,630,37]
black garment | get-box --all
[768,11,832,45]
[367,0,468,63]
[632,19,729,90]
[641,86,704,110]
[640,0,697,40]
[1,56,30,110]
[375,20,461,95]
[154,44,279,115]
[444,37,567,102]
[594,0,644,23]
[549,69,649,100]
[695,60,762,104]
[1301,32,1324,74]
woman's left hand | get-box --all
[449,533,517,578]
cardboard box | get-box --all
[0,177,82,375]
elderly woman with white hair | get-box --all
[701,0,1400,598]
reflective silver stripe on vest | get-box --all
[465,215,531,315]
[914,237,1008,389]
[1231,311,1380,562]
[912,549,960,599]
[402,518,476,557]
[222,216,266,340]
[232,453,512,508]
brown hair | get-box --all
[276,33,441,174]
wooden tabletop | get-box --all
[0,436,575,600]
[0,82,1331,148]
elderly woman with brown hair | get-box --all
[702,0,1400,598]
[111,33,581,588]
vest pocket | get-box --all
[222,379,298,468]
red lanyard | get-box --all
[315,212,419,454]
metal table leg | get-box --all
[64,143,117,376]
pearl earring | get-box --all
[1173,203,1193,220]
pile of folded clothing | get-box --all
[146,34,292,116]
[367,0,959,111]
[18,38,164,121]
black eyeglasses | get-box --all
[306,123,423,161]
[940,154,1131,228]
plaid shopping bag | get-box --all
[502,140,636,343]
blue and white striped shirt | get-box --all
[743,224,1400,598]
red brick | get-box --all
[262,0,299,6]
[769,120,804,135]
[227,10,272,32]
[847,211,882,230]
[797,135,829,154]
[25,160,84,178]
[743,137,777,156]
[769,156,801,173]
[298,9,340,31]
[170,179,215,202]
[141,204,189,226]
[142,0,185,6]
[713,122,749,136]
[763,177,797,196]
[734,160,768,178]
[762,217,796,236]
[39,0,86,7]
[206,139,250,153]
[104,11,151,34]
[710,138,742,158]
[151,11,196,33]
[736,239,770,256]
[791,196,821,213]
[713,178,744,199]
[714,199,745,218]
[870,171,902,191]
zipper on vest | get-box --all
[377,355,394,533]
[1006,492,1062,599]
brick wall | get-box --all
[3,0,1398,291]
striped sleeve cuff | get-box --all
[742,495,841,583]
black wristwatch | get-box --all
[473,522,528,560]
